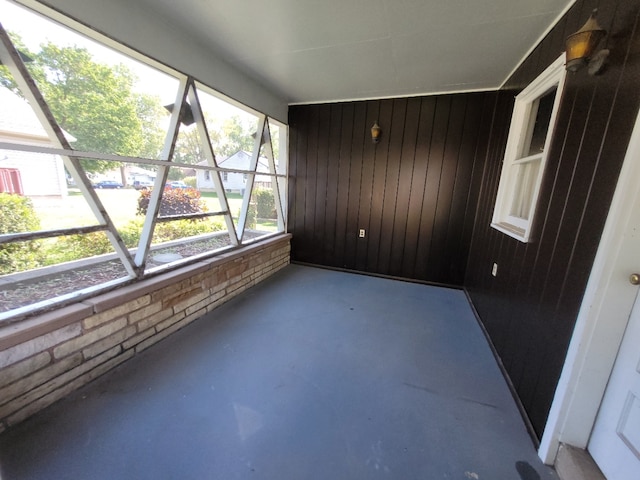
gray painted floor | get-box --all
[0,265,557,479]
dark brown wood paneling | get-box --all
[376,99,406,274]
[345,102,367,270]
[389,97,422,278]
[288,0,640,440]
[333,103,354,268]
[289,92,490,285]
[464,0,640,438]
[401,97,436,278]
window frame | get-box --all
[491,55,566,242]
[0,1,288,323]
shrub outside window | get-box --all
[491,55,566,242]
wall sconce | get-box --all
[565,9,609,75]
[371,122,382,144]
[163,102,195,126]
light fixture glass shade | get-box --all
[164,102,195,126]
[371,122,381,143]
[565,11,606,72]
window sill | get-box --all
[0,233,292,328]
[490,222,529,243]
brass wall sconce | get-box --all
[565,9,609,75]
[371,122,382,144]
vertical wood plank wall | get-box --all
[465,0,640,437]
[288,93,494,286]
[286,0,640,439]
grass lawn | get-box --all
[31,189,245,230]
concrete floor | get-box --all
[0,265,557,479]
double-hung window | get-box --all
[492,55,566,242]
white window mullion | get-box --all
[262,121,285,231]
[237,115,267,240]
[134,76,190,267]
[0,25,139,276]
[513,152,544,165]
[187,85,239,246]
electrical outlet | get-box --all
[359,229,366,238]
[491,263,498,277]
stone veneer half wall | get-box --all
[0,234,291,432]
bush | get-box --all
[183,176,197,188]
[0,193,42,274]
[154,218,224,243]
[39,216,226,266]
[254,188,276,219]
[43,232,112,265]
[118,218,144,248]
[118,217,225,246]
[244,202,257,229]
[137,187,208,217]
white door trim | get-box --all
[538,107,640,464]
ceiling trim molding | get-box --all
[499,0,577,90]
[288,86,502,106]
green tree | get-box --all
[0,36,166,174]
[135,93,166,159]
[218,115,255,158]
[173,124,207,165]
[173,114,256,165]
[0,32,33,93]
[0,193,42,274]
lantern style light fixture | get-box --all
[163,102,195,126]
[371,122,382,144]
[565,9,608,74]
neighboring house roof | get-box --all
[127,165,156,177]
[198,150,270,173]
[0,87,76,143]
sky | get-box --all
[0,0,180,104]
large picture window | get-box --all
[491,55,565,242]
[0,0,287,322]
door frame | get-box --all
[538,108,640,464]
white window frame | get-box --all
[0,1,289,323]
[491,55,566,242]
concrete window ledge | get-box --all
[0,234,291,432]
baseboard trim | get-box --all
[290,261,463,290]
[462,287,540,449]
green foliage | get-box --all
[166,170,184,181]
[137,188,208,217]
[218,115,256,158]
[245,202,257,230]
[43,232,112,265]
[0,193,40,233]
[0,32,30,93]
[134,93,166,159]
[154,218,224,243]
[174,114,256,165]
[118,218,144,247]
[39,216,225,266]
[183,176,197,188]
[0,35,166,174]
[254,188,276,219]
[173,124,206,165]
[0,193,42,274]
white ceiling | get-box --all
[115,0,573,104]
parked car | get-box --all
[133,180,154,190]
[165,181,189,189]
[93,180,123,189]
